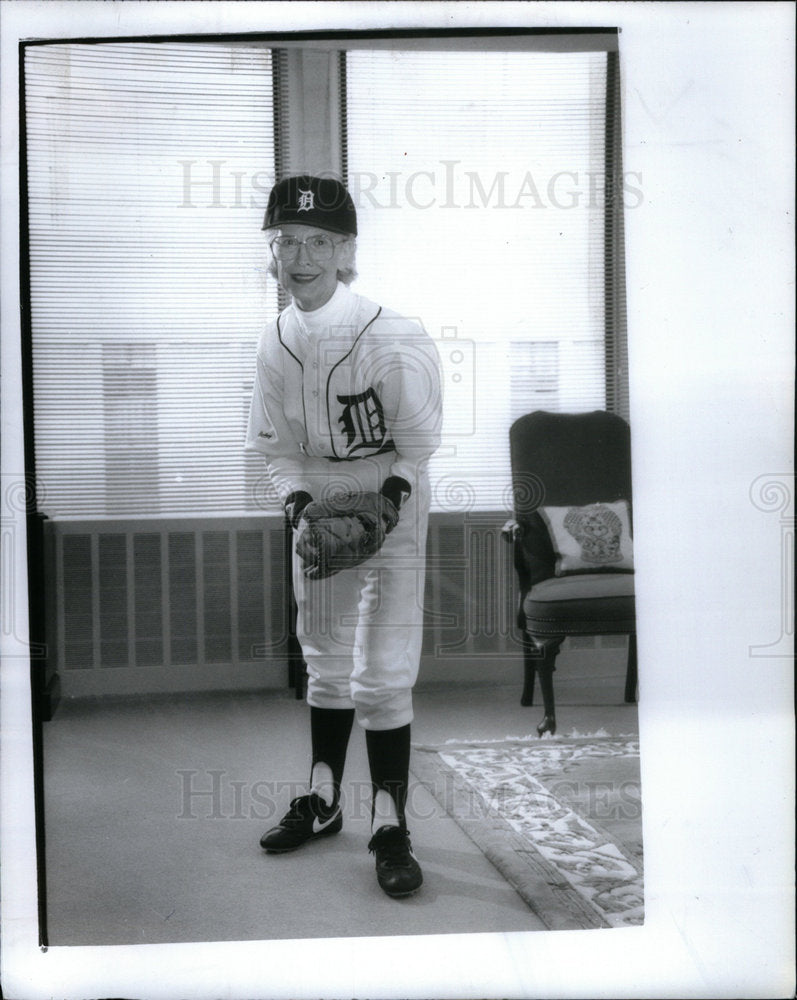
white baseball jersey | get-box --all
[245,281,442,504]
[246,281,442,730]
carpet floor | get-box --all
[413,735,643,931]
[41,668,640,945]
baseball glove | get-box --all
[295,491,399,580]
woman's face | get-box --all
[269,224,354,312]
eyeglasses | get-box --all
[269,234,349,262]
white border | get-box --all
[2,2,795,998]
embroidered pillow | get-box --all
[538,500,634,576]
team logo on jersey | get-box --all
[297,188,315,212]
[337,389,388,454]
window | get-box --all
[23,36,628,520]
[102,344,158,513]
[510,341,560,420]
[24,41,278,517]
[344,46,628,511]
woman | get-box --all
[246,174,442,898]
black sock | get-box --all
[365,724,411,829]
[310,706,355,807]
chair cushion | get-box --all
[523,572,636,634]
[538,500,634,576]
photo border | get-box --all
[2,2,794,998]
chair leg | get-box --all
[526,635,563,736]
[520,635,537,707]
[624,633,638,704]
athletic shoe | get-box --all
[260,794,342,853]
[367,825,423,898]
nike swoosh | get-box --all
[312,811,339,834]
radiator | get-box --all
[44,517,290,697]
[43,513,525,698]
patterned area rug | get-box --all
[411,734,644,931]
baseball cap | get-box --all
[262,175,357,236]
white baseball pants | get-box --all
[291,454,430,731]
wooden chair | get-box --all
[504,410,637,736]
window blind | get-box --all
[344,48,627,512]
[24,41,278,518]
